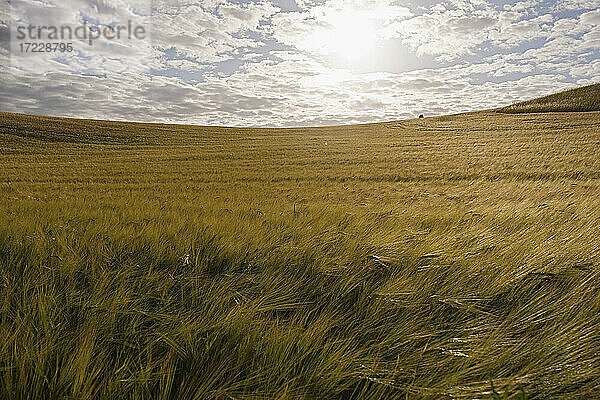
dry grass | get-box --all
[0,107,599,399]
[500,83,600,113]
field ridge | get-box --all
[499,83,600,113]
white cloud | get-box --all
[553,0,600,11]
[1,0,598,126]
[570,58,600,76]
[270,0,411,59]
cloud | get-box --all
[553,0,600,11]
[270,0,411,57]
[385,1,557,59]
[1,0,599,127]
[570,58,600,76]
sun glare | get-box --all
[315,10,377,63]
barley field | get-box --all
[1,93,600,398]
[500,83,600,114]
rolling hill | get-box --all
[499,82,600,113]
[0,89,599,399]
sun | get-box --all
[315,10,377,63]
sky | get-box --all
[0,0,598,127]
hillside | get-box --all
[1,108,600,399]
[500,83,600,113]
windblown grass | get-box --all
[499,83,600,113]
[1,108,599,399]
